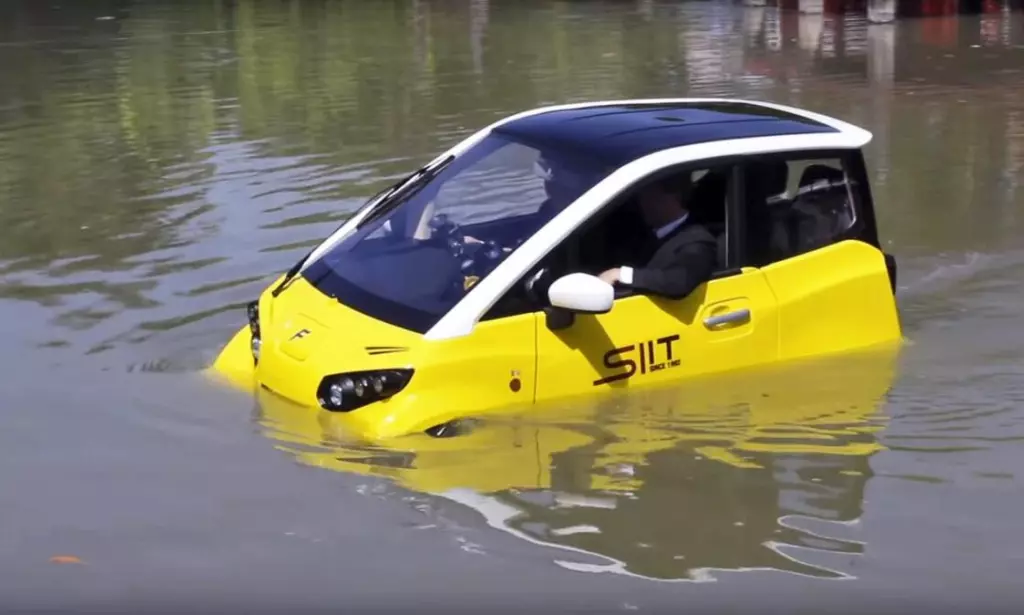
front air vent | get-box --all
[364,346,409,356]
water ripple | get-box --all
[2,1,1024,598]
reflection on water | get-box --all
[3,0,1024,606]
[258,347,899,581]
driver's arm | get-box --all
[602,228,717,300]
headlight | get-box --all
[316,369,414,412]
[247,300,261,364]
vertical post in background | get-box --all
[866,9,895,200]
[742,1,767,41]
[798,5,825,51]
[867,18,896,87]
[1001,0,1013,46]
[412,0,429,75]
[469,0,488,75]
[868,0,897,22]
[763,3,783,52]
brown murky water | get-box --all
[2,1,1024,612]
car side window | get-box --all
[481,163,733,321]
[742,154,862,267]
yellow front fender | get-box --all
[207,325,256,392]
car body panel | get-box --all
[366,312,539,438]
[760,239,901,361]
[535,269,780,402]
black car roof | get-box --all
[492,101,839,168]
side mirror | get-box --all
[547,273,614,314]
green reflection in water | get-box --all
[2,1,1024,354]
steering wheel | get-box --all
[428,213,514,296]
[427,214,463,256]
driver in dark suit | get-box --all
[598,173,718,300]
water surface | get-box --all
[2,1,1024,612]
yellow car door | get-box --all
[534,268,780,402]
[529,161,781,403]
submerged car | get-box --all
[210,98,902,441]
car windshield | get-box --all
[301,132,612,333]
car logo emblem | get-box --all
[290,328,311,341]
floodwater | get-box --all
[2,1,1024,612]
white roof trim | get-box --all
[300,98,870,273]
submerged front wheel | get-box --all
[424,419,474,438]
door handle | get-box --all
[703,308,751,329]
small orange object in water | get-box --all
[49,555,83,565]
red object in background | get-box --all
[982,0,1001,12]
[918,0,958,47]
[823,0,845,13]
[921,0,957,15]
[920,15,958,46]
[780,5,799,44]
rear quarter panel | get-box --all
[760,240,902,362]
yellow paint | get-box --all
[207,239,902,442]
[535,267,779,402]
[762,240,902,361]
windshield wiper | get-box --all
[270,246,314,297]
[269,154,454,298]
[357,154,454,229]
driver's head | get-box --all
[533,154,597,206]
[636,172,692,229]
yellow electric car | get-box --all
[210,98,902,441]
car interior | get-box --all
[508,167,731,309]
[483,156,861,321]
[744,159,859,267]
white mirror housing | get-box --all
[547,273,614,314]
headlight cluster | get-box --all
[247,300,261,364]
[316,369,414,412]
